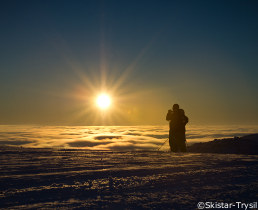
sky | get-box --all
[0,0,258,125]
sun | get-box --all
[96,94,111,109]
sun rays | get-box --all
[64,63,138,125]
[43,32,156,126]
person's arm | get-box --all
[166,110,172,121]
[184,116,189,125]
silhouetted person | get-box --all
[166,104,188,152]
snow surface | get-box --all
[1,147,258,209]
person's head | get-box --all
[173,104,179,111]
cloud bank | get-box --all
[0,125,257,151]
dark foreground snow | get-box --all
[1,147,258,209]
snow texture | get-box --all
[1,147,258,209]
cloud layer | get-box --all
[0,125,257,151]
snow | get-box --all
[1,125,258,208]
[1,147,258,209]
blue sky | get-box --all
[0,0,258,125]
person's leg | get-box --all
[172,132,182,152]
[182,131,187,152]
[173,131,186,152]
[169,130,179,152]
[169,130,174,152]
[179,141,187,152]
[178,132,187,152]
[173,141,179,152]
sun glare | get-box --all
[96,94,111,109]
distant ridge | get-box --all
[187,134,258,155]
